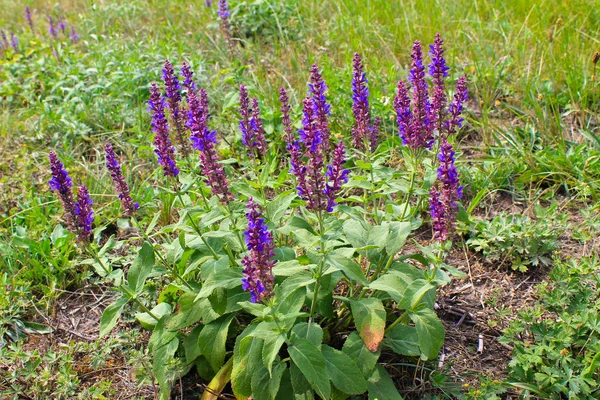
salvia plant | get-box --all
[48,33,468,399]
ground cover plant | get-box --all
[1,0,599,399]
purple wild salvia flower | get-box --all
[308,64,331,152]
[1,31,8,49]
[279,87,294,145]
[205,0,213,6]
[148,83,179,177]
[445,76,468,137]
[69,26,80,43]
[250,98,267,156]
[49,150,77,232]
[58,18,67,34]
[324,140,349,212]
[241,198,276,303]
[408,40,433,149]
[162,59,191,157]
[187,86,233,203]
[48,17,58,39]
[429,33,449,136]
[370,116,381,152]
[238,85,253,147]
[25,7,34,32]
[74,184,94,241]
[429,139,462,241]
[9,33,18,51]
[105,143,139,216]
[218,0,233,50]
[351,52,372,151]
[394,80,412,146]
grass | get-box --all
[0,0,599,398]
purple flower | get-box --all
[408,40,433,149]
[48,17,58,39]
[70,26,80,43]
[105,143,138,216]
[218,0,230,18]
[324,141,349,212]
[370,117,381,153]
[206,0,213,6]
[241,198,276,303]
[9,33,18,51]
[74,184,94,242]
[238,85,253,147]
[429,139,462,241]
[25,7,34,32]
[429,33,449,136]
[1,31,8,49]
[351,52,372,151]
[181,62,197,92]
[445,76,468,136]
[218,0,233,49]
[162,59,190,157]
[148,83,179,177]
[49,150,77,232]
[187,84,233,204]
[308,64,331,152]
[58,18,67,34]
[394,80,411,146]
[279,87,294,145]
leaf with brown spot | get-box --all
[349,298,386,352]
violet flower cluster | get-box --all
[25,7,34,32]
[351,52,379,152]
[241,198,276,303]
[430,139,463,241]
[286,64,349,212]
[48,17,58,39]
[184,69,233,204]
[279,87,294,145]
[48,151,94,241]
[218,0,233,49]
[105,143,139,216]
[162,59,190,158]
[149,83,179,177]
[238,85,267,157]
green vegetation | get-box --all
[1,0,599,399]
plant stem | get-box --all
[308,211,326,327]
[175,191,220,260]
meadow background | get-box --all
[1,0,599,399]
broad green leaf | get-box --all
[367,224,389,249]
[165,292,204,331]
[99,297,128,338]
[184,324,203,363]
[290,362,315,400]
[127,242,155,293]
[342,331,380,378]
[198,314,235,372]
[386,221,412,256]
[153,336,179,400]
[288,337,331,400]
[135,302,172,330]
[397,279,434,311]
[324,252,368,285]
[276,367,295,400]
[349,298,386,352]
[274,247,297,261]
[278,272,315,302]
[263,333,286,374]
[367,365,404,400]
[383,324,420,357]
[252,361,286,400]
[232,326,263,398]
[266,191,296,225]
[291,322,323,347]
[273,260,309,276]
[237,301,267,317]
[369,272,413,303]
[322,345,367,394]
[343,219,368,248]
[208,287,228,315]
[197,268,243,299]
[279,216,317,235]
[410,308,445,360]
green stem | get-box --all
[175,192,220,260]
[308,211,326,327]
[385,310,411,334]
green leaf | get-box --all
[290,362,315,400]
[383,324,420,357]
[238,301,267,317]
[397,279,434,311]
[367,224,389,249]
[135,302,172,330]
[153,336,179,399]
[127,242,155,293]
[342,331,380,378]
[99,297,128,338]
[367,365,404,400]
[266,191,296,225]
[252,361,286,400]
[386,221,412,256]
[197,267,243,299]
[291,322,323,347]
[232,327,263,398]
[288,337,331,400]
[322,345,367,394]
[263,333,286,374]
[369,272,413,303]
[349,298,386,352]
[410,308,445,360]
[324,252,368,285]
[198,314,235,372]
[208,287,228,315]
[184,324,203,363]
[343,219,368,248]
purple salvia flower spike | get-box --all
[324,140,349,212]
[48,150,77,233]
[162,59,191,157]
[351,52,371,151]
[279,87,294,145]
[408,40,433,149]
[1,31,8,49]
[370,116,381,152]
[25,7,34,32]
[57,18,67,34]
[181,62,197,92]
[250,98,267,156]
[429,139,462,241]
[218,0,233,51]
[187,85,233,203]
[148,83,179,177]
[105,143,138,216]
[9,33,18,51]
[70,26,80,43]
[238,85,253,147]
[308,64,331,152]
[241,198,276,303]
[48,17,58,39]
[429,33,449,136]
[206,0,213,6]
[74,184,94,242]
[445,76,468,137]
[394,80,412,146]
